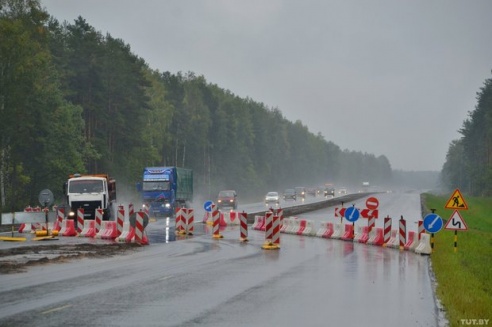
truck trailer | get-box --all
[137,167,193,217]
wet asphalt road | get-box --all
[0,191,440,327]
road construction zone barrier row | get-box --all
[250,214,431,255]
[17,206,149,245]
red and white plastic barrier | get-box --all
[116,209,125,236]
[404,231,417,251]
[341,224,354,241]
[383,217,392,245]
[331,223,343,239]
[367,227,384,246]
[53,208,64,231]
[76,208,84,234]
[185,208,194,235]
[78,220,96,237]
[95,221,119,239]
[95,208,103,233]
[356,226,370,243]
[399,217,406,250]
[280,218,291,233]
[212,207,222,239]
[239,211,248,242]
[252,216,265,231]
[175,207,186,235]
[60,219,77,237]
[272,215,281,246]
[386,230,399,248]
[134,211,149,245]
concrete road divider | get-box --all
[415,233,432,255]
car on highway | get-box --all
[283,188,296,201]
[339,187,347,195]
[217,190,237,209]
[295,186,306,199]
[264,191,280,204]
[324,187,335,197]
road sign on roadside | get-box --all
[444,210,468,231]
[344,206,360,222]
[204,201,214,212]
[445,189,468,210]
[365,197,379,210]
[423,213,443,233]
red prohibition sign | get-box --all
[366,197,379,210]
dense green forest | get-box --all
[441,73,492,196]
[2,0,446,212]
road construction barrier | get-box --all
[78,220,96,237]
[322,222,335,238]
[135,211,149,245]
[53,208,64,231]
[280,218,291,233]
[296,219,307,235]
[287,218,299,234]
[221,210,240,225]
[368,214,376,232]
[331,223,343,239]
[262,213,279,250]
[417,220,424,240]
[383,217,392,245]
[239,211,248,242]
[115,222,135,243]
[404,231,417,251]
[316,222,329,237]
[76,208,84,233]
[95,221,118,239]
[252,215,264,231]
[415,233,432,255]
[60,219,77,237]
[272,215,281,246]
[385,230,399,248]
[175,207,186,235]
[95,208,103,233]
[185,208,194,235]
[212,208,222,239]
[301,220,316,236]
[219,212,228,227]
[341,224,354,241]
[356,226,369,243]
[18,223,33,233]
[117,209,125,236]
[367,227,384,246]
[399,217,406,250]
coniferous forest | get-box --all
[3,0,489,212]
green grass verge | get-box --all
[422,193,492,327]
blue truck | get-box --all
[137,167,193,217]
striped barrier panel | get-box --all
[76,208,84,234]
[280,218,291,233]
[322,222,335,238]
[239,212,248,242]
[367,228,384,246]
[341,224,355,241]
[252,216,264,230]
[404,231,417,251]
[95,208,103,233]
[316,222,329,237]
[302,220,316,236]
[399,218,406,250]
[286,218,299,234]
[115,222,134,243]
[117,209,125,237]
[331,223,343,239]
[78,220,96,237]
[135,211,149,245]
[383,217,392,245]
[356,226,370,243]
[185,208,194,235]
[212,208,222,239]
[272,215,280,246]
[386,230,399,248]
[53,208,64,231]
[95,221,118,239]
[265,212,274,240]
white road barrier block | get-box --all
[415,233,432,255]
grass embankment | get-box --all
[422,193,492,327]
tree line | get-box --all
[441,73,492,196]
[0,0,395,211]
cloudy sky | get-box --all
[41,0,492,171]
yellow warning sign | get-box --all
[445,189,468,210]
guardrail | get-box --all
[246,193,374,224]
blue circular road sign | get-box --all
[423,213,443,233]
[204,200,214,212]
[344,206,360,222]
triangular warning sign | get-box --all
[444,210,468,231]
[445,188,468,210]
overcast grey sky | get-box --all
[41,0,492,171]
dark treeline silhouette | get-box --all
[1,0,398,210]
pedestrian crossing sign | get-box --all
[445,189,468,210]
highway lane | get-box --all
[0,191,440,326]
